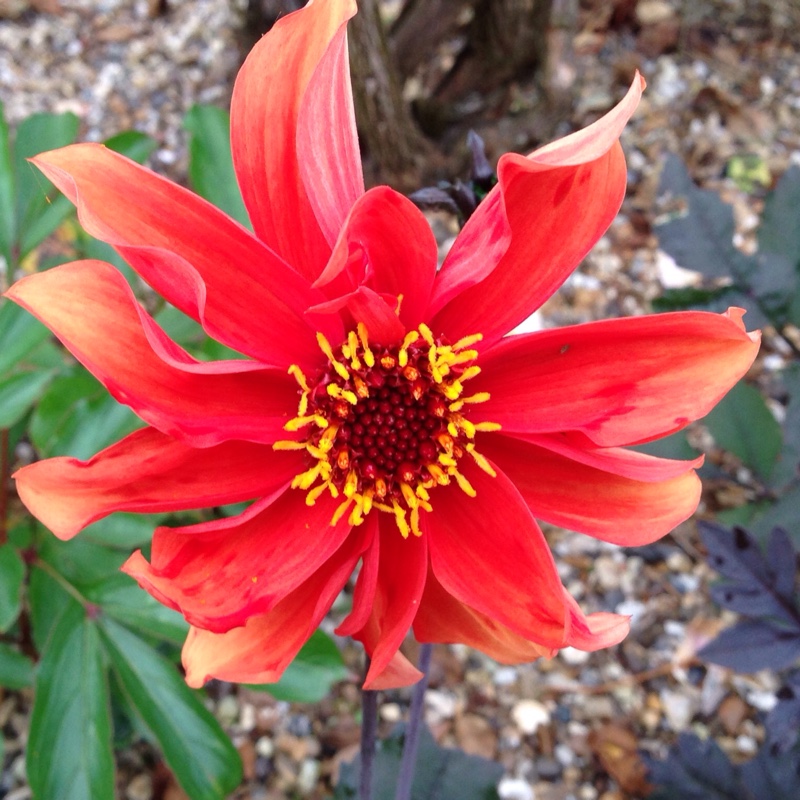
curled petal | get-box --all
[5,261,299,447]
[426,459,567,647]
[31,144,336,367]
[480,433,702,545]
[122,488,352,632]
[232,0,360,280]
[335,515,380,637]
[431,74,645,344]
[307,285,406,344]
[564,593,630,652]
[314,187,437,332]
[472,308,761,447]
[14,427,303,540]
[352,515,427,690]
[183,523,372,687]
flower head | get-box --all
[6,0,760,689]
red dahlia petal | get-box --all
[13,427,303,541]
[231,0,361,281]
[5,261,299,447]
[430,75,645,345]
[426,459,567,647]
[352,515,428,690]
[472,308,761,447]
[182,523,372,688]
[122,489,352,632]
[480,433,702,545]
[414,568,553,663]
[314,187,437,333]
[31,145,337,367]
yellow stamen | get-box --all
[316,332,350,380]
[305,482,329,505]
[466,443,497,477]
[347,330,361,369]
[331,498,354,526]
[452,469,477,498]
[474,421,502,432]
[344,470,358,498]
[460,365,481,382]
[392,500,411,538]
[398,331,419,368]
[418,323,435,346]
[353,375,370,398]
[288,364,310,391]
[284,414,328,432]
[400,482,419,509]
[426,464,449,485]
[272,440,307,451]
[357,322,375,367]
[460,392,490,405]
[452,333,483,351]
[410,506,422,537]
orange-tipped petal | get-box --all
[480,433,702,545]
[122,489,352,632]
[430,74,645,344]
[5,262,299,447]
[472,308,761,447]
[231,0,361,281]
[30,144,337,367]
[426,459,567,648]
[183,524,372,687]
[415,568,553,663]
[564,592,630,651]
[351,515,428,689]
[13,428,302,540]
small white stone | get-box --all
[511,700,550,735]
[239,703,256,732]
[497,777,535,800]
[559,647,590,666]
[493,666,519,687]
[255,736,275,759]
[736,735,758,756]
[660,688,697,731]
[380,702,402,723]
[296,758,321,795]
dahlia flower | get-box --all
[7,0,759,689]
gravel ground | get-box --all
[2,1,800,798]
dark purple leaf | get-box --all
[700,522,773,584]
[699,619,800,672]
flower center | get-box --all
[274,323,500,537]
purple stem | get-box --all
[395,643,433,800]
[360,660,378,800]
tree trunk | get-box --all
[435,0,553,102]
[348,0,431,186]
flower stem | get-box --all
[360,659,378,800]
[395,643,433,800]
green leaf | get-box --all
[82,512,162,549]
[184,104,250,226]
[38,535,126,589]
[632,431,700,462]
[28,603,114,800]
[0,544,24,632]
[752,485,800,545]
[0,369,53,427]
[87,573,188,645]
[759,165,800,266]
[335,723,503,800]
[726,154,771,193]
[29,367,142,459]
[0,101,15,263]
[0,642,34,689]
[99,617,242,800]
[14,111,80,259]
[704,381,783,482]
[652,285,740,313]
[104,130,157,164]
[249,629,348,702]
[0,300,52,375]
[28,565,76,653]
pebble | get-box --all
[216,695,239,727]
[511,700,551,735]
[380,702,402,722]
[125,774,152,800]
[497,777,535,800]
[296,758,321,795]
[255,736,275,759]
[635,0,675,26]
[494,667,519,687]
[660,688,696,731]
